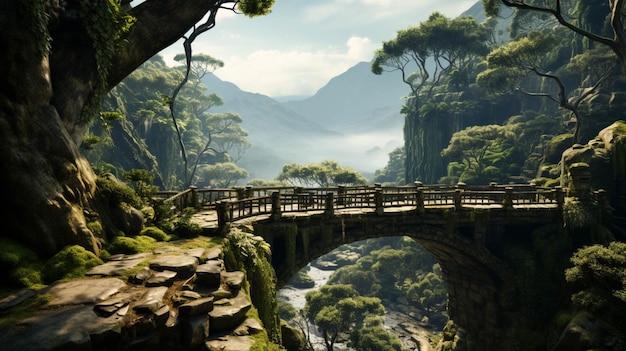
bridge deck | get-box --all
[191,202,559,230]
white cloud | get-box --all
[210,36,376,97]
[156,0,478,97]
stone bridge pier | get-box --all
[250,207,564,350]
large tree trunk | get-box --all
[0,0,220,257]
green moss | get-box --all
[140,226,171,242]
[106,235,157,255]
[43,245,104,283]
[0,238,44,289]
[87,219,105,238]
[223,228,281,344]
[95,176,142,209]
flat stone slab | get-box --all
[145,270,177,287]
[45,278,127,307]
[0,306,124,351]
[0,289,35,311]
[222,271,245,290]
[208,293,252,332]
[86,258,146,276]
[149,255,198,278]
[133,286,168,314]
[205,335,253,351]
[204,247,223,261]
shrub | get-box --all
[43,245,104,283]
[172,208,202,238]
[96,175,142,208]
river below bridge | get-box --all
[278,263,437,351]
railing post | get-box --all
[324,192,335,216]
[454,189,462,210]
[503,186,514,210]
[554,186,564,210]
[337,186,346,206]
[271,191,281,221]
[245,186,253,199]
[454,182,465,210]
[375,188,383,215]
[185,186,198,209]
[416,185,425,214]
[216,201,231,234]
[235,187,245,200]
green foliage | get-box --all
[565,242,626,327]
[197,162,249,188]
[563,198,597,229]
[172,208,203,238]
[305,284,387,349]
[237,0,275,17]
[17,0,51,57]
[94,55,251,189]
[223,228,281,343]
[95,175,142,208]
[77,0,136,122]
[440,124,520,184]
[278,300,298,321]
[122,169,159,201]
[406,266,447,314]
[0,238,43,289]
[373,147,405,185]
[276,160,368,187]
[107,235,157,255]
[42,245,104,283]
[350,320,403,351]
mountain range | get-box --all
[202,61,408,181]
[200,0,506,181]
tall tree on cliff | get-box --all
[371,13,493,184]
[0,0,273,258]
[483,0,626,142]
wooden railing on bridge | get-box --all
[156,183,568,228]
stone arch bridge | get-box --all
[158,183,598,350]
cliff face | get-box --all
[561,120,626,239]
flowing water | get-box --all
[278,263,435,351]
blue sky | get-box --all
[159,0,477,97]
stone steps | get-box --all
[0,245,263,351]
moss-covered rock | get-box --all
[42,245,104,283]
[223,228,281,345]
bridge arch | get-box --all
[250,209,559,350]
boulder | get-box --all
[552,311,624,351]
[196,260,223,288]
[281,320,307,351]
[179,315,210,350]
